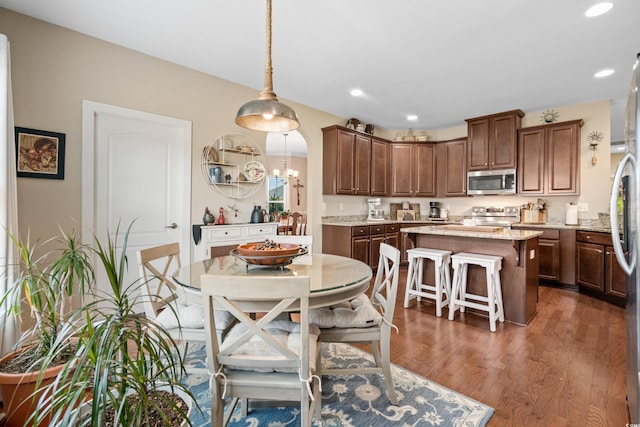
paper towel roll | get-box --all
[565,204,578,225]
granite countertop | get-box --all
[322,216,617,234]
[399,225,543,241]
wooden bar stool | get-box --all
[448,252,504,332]
[403,248,452,317]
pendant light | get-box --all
[235,0,300,132]
[273,133,298,184]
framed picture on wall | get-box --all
[15,127,66,180]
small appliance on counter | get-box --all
[367,198,385,221]
[429,202,441,218]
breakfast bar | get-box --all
[401,225,543,325]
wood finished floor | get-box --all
[371,268,628,426]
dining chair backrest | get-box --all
[201,274,321,426]
[266,234,313,255]
[372,242,401,326]
[136,242,182,321]
[288,211,307,235]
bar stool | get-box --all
[403,248,452,317]
[448,252,504,332]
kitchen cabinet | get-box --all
[436,137,467,197]
[390,143,436,197]
[576,231,625,306]
[323,223,401,269]
[322,125,371,195]
[370,137,390,196]
[518,119,583,195]
[466,109,524,171]
[513,226,576,285]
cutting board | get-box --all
[441,225,502,233]
[390,203,421,221]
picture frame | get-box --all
[15,127,66,180]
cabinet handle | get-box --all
[597,249,603,254]
[224,232,228,235]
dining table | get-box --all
[172,253,373,310]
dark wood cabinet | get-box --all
[538,238,561,281]
[513,226,575,285]
[323,223,400,269]
[322,126,371,195]
[518,120,583,195]
[466,109,524,171]
[390,143,436,197]
[436,137,467,197]
[576,231,625,305]
[605,246,627,298]
[370,137,389,196]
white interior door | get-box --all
[82,101,191,296]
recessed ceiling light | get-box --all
[350,89,364,97]
[585,2,613,17]
[595,69,614,78]
[407,115,418,121]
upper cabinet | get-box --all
[517,119,583,195]
[466,109,524,171]
[370,137,390,196]
[323,126,372,195]
[436,137,467,197]
[390,143,436,197]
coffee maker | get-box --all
[367,198,385,221]
[429,201,441,218]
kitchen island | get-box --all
[401,225,543,325]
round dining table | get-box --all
[172,253,373,309]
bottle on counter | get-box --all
[217,207,225,225]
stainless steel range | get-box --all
[471,206,521,227]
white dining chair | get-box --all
[201,274,321,426]
[311,242,401,404]
[136,242,234,373]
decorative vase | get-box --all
[217,207,225,225]
[203,207,215,225]
[250,206,263,224]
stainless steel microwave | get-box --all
[467,169,516,195]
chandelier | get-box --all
[273,133,298,184]
[234,0,300,132]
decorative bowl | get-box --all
[236,242,301,265]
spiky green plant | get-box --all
[36,222,195,426]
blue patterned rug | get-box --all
[182,342,493,426]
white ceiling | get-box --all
[2,0,639,147]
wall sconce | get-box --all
[587,131,604,165]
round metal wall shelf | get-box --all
[201,133,265,199]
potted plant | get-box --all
[0,229,94,427]
[0,224,196,426]
[38,223,196,426]
[278,210,291,225]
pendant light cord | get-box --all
[259,0,276,100]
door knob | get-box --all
[165,223,177,229]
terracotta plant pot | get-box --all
[0,348,65,427]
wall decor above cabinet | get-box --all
[466,109,524,171]
[201,133,265,199]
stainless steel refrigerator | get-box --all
[611,52,640,423]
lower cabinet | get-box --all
[512,226,575,285]
[576,231,626,305]
[323,223,400,269]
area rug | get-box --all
[182,342,494,427]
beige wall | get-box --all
[0,8,339,255]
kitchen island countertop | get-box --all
[400,225,543,241]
